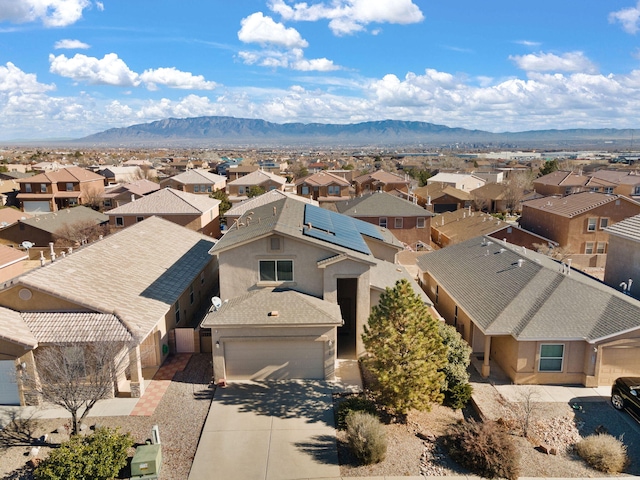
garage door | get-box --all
[224,340,324,380]
[599,345,640,386]
[23,201,51,214]
[0,360,20,405]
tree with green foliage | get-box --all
[539,159,559,176]
[210,189,231,217]
[362,279,447,416]
[34,427,133,480]
[247,185,265,198]
[438,323,473,409]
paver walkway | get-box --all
[130,353,192,416]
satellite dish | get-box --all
[21,241,33,250]
[211,297,222,310]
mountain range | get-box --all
[75,116,640,149]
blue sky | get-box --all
[2,0,640,141]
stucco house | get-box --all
[101,179,160,211]
[294,171,351,203]
[0,217,217,405]
[352,170,411,195]
[427,172,486,192]
[412,183,472,213]
[533,171,615,197]
[107,188,221,237]
[226,170,288,204]
[224,189,318,226]
[202,197,428,382]
[588,169,640,200]
[159,169,226,194]
[417,236,640,387]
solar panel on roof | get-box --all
[302,204,374,254]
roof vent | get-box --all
[499,248,506,253]
[268,310,279,317]
[517,259,524,267]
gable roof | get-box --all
[471,182,509,200]
[353,170,408,185]
[417,236,640,342]
[22,312,132,343]
[225,189,318,218]
[107,188,220,215]
[605,213,640,242]
[0,306,37,348]
[295,171,351,187]
[334,191,434,217]
[19,206,108,234]
[201,288,342,327]
[521,192,637,217]
[413,183,471,201]
[0,244,28,267]
[428,172,486,186]
[0,208,31,228]
[18,166,103,184]
[16,216,216,339]
[227,169,287,186]
[166,169,226,185]
[431,210,508,242]
[103,179,160,198]
[589,169,640,185]
[211,197,402,259]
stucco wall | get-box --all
[604,234,640,299]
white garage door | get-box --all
[0,360,20,405]
[23,201,51,214]
[599,345,640,386]
[225,340,324,380]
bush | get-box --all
[576,433,628,473]
[34,427,134,480]
[346,411,387,465]
[444,382,473,410]
[443,420,520,480]
[336,396,378,430]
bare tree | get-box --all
[497,387,540,438]
[532,242,574,261]
[24,340,131,435]
[54,220,109,248]
[82,187,104,211]
[504,171,534,213]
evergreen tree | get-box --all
[539,159,559,176]
[362,279,447,415]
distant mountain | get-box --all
[74,116,640,148]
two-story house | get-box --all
[226,170,288,204]
[533,170,615,196]
[352,170,411,195]
[519,192,640,261]
[295,171,351,203]
[101,179,160,211]
[427,172,486,192]
[588,170,640,200]
[17,167,105,214]
[334,192,434,249]
[201,198,427,382]
[159,169,226,194]
[417,236,640,387]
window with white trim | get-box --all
[40,184,47,193]
[115,217,124,227]
[238,186,245,195]
[301,186,309,195]
[539,344,564,372]
[599,218,609,229]
[585,242,594,254]
[136,216,144,223]
[194,185,200,193]
[259,260,293,282]
[635,186,640,195]
[605,187,613,194]
[379,217,387,228]
[596,242,606,254]
[327,185,340,195]
[417,217,425,228]
[394,218,403,228]
[103,199,112,208]
[587,218,597,232]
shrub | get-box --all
[443,420,520,480]
[336,396,378,430]
[346,411,387,465]
[576,433,628,473]
[34,427,134,480]
[444,382,473,410]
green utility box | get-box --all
[131,443,162,478]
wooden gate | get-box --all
[175,328,196,353]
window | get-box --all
[40,184,47,193]
[394,218,403,228]
[189,285,194,304]
[238,186,245,195]
[24,183,32,193]
[136,216,144,223]
[207,185,212,192]
[259,260,293,282]
[379,217,387,228]
[565,187,573,195]
[585,242,594,254]
[596,242,606,254]
[328,185,340,195]
[435,285,439,304]
[539,344,564,372]
[301,186,310,195]
[175,301,180,324]
[115,217,124,227]
[69,198,78,206]
[103,199,112,208]
[634,186,640,195]
[587,218,597,232]
[417,217,425,228]
[605,187,614,194]
[599,218,609,229]
[66,182,74,191]
[194,185,200,193]
[63,346,86,377]
[590,187,599,192]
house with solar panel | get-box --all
[202,197,429,381]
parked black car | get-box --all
[611,377,640,418]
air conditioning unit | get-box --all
[130,444,162,478]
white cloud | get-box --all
[0,62,55,94]
[609,2,640,34]
[95,1,103,11]
[238,12,308,48]
[238,47,339,71]
[49,53,140,86]
[515,40,541,47]
[0,0,91,27]
[54,38,90,49]
[268,0,424,35]
[509,51,597,74]
[140,67,217,91]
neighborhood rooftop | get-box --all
[107,187,220,215]
[334,191,433,217]
[522,192,636,217]
[605,213,640,242]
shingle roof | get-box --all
[225,190,318,218]
[0,306,37,348]
[20,206,108,234]
[417,236,640,341]
[605,213,640,242]
[167,169,226,185]
[17,216,216,339]
[522,192,633,217]
[334,191,434,217]
[107,188,220,215]
[227,170,287,186]
[22,312,132,343]
[369,260,431,305]
[201,288,343,327]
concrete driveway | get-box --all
[188,380,340,480]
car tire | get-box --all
[611,393,625,410]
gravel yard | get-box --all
[0,354,214,480]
